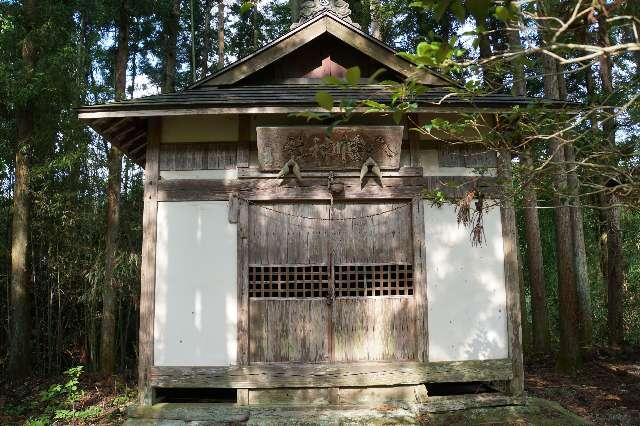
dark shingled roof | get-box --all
[78,84,577,167]
[79,84,567,113]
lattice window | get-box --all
[248,265,329,298]
[334,263,413,297]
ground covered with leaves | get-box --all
[1,348,639,425]
[0,367,135,425]
[525,347,640,425]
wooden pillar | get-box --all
[497,148,525,399]
[408,113,421,167]
[237,199,250,402]
[412,196,428,361]
[237,114,250,169]
[138,117,161,405]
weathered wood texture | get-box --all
[256,126,403,171]
[237,167,424,179]
[237,115,251,168]
[237,200,250,366]
[246,202,421,363]
[439,146,497,168]
[248,384,428,406]
[248,203,331,363]
[329,202,413,264]
[250,300,330,363]
[497,150,524,398]
[412,198,428,362]
[149,359,513,389]
[157,176,499,202]
[138,118,159,405]
[333,298,416,361]
[159,142,237,171]
[249,203,330,264]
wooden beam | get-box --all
[325,19,448,86]
[237,167,424,179]
[497,149,525,399]
[149,359,513,389]
[120,130,147,151]
[412,197,428,361]
[205,18,327,86]
[156,176,500,202]
[138,117,161,406]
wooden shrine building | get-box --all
[77,2,557,414]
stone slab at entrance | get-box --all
[126,397,588,425]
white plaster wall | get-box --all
[154,201,237,366]
[424,201,508,361]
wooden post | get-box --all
[138,118,161,405]
[237,115,250,169]
[237,199,250,401]
[497,148,524,399]
[412,196,428,361]
[408,114,421,167]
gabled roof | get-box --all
[189,10,455,87]
[77,10,577,167]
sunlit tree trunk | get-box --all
[8,0,37,381]
[370,0,381,39]
[101,0,128,374]
[201,0,213,77]
[217,0,225,68]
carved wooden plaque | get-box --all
[256,126,404,171]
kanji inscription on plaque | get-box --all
[256,126,404,171]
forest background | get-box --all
[0,0,639,422]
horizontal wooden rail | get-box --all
[156,176,499,202]
[149,359,513,389]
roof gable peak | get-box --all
[189,12,453,88]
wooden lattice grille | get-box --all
[248,265,330,298]
[334,263,413,297]
[248,263,413,299]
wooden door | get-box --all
[248,203,332,363]
[247,200,420,364]
[330,202,416,361]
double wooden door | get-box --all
[247,201,422,364]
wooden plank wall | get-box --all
[159,142,237,171]
[439,146,497,168]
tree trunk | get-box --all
[370,0,381,39]
[101,0,128,374]
[163,0,180,94]
[565,143,593,349]
[201,0,213,77]
[597,13,624,347]
[542,53,581,372]
[190,0,197,82]
[506,20,532,354]
[521,151,550,353]
[8,0,37,381]
[217,0,225,68]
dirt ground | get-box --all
[525,347,640,425]
[1,347,639,425]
